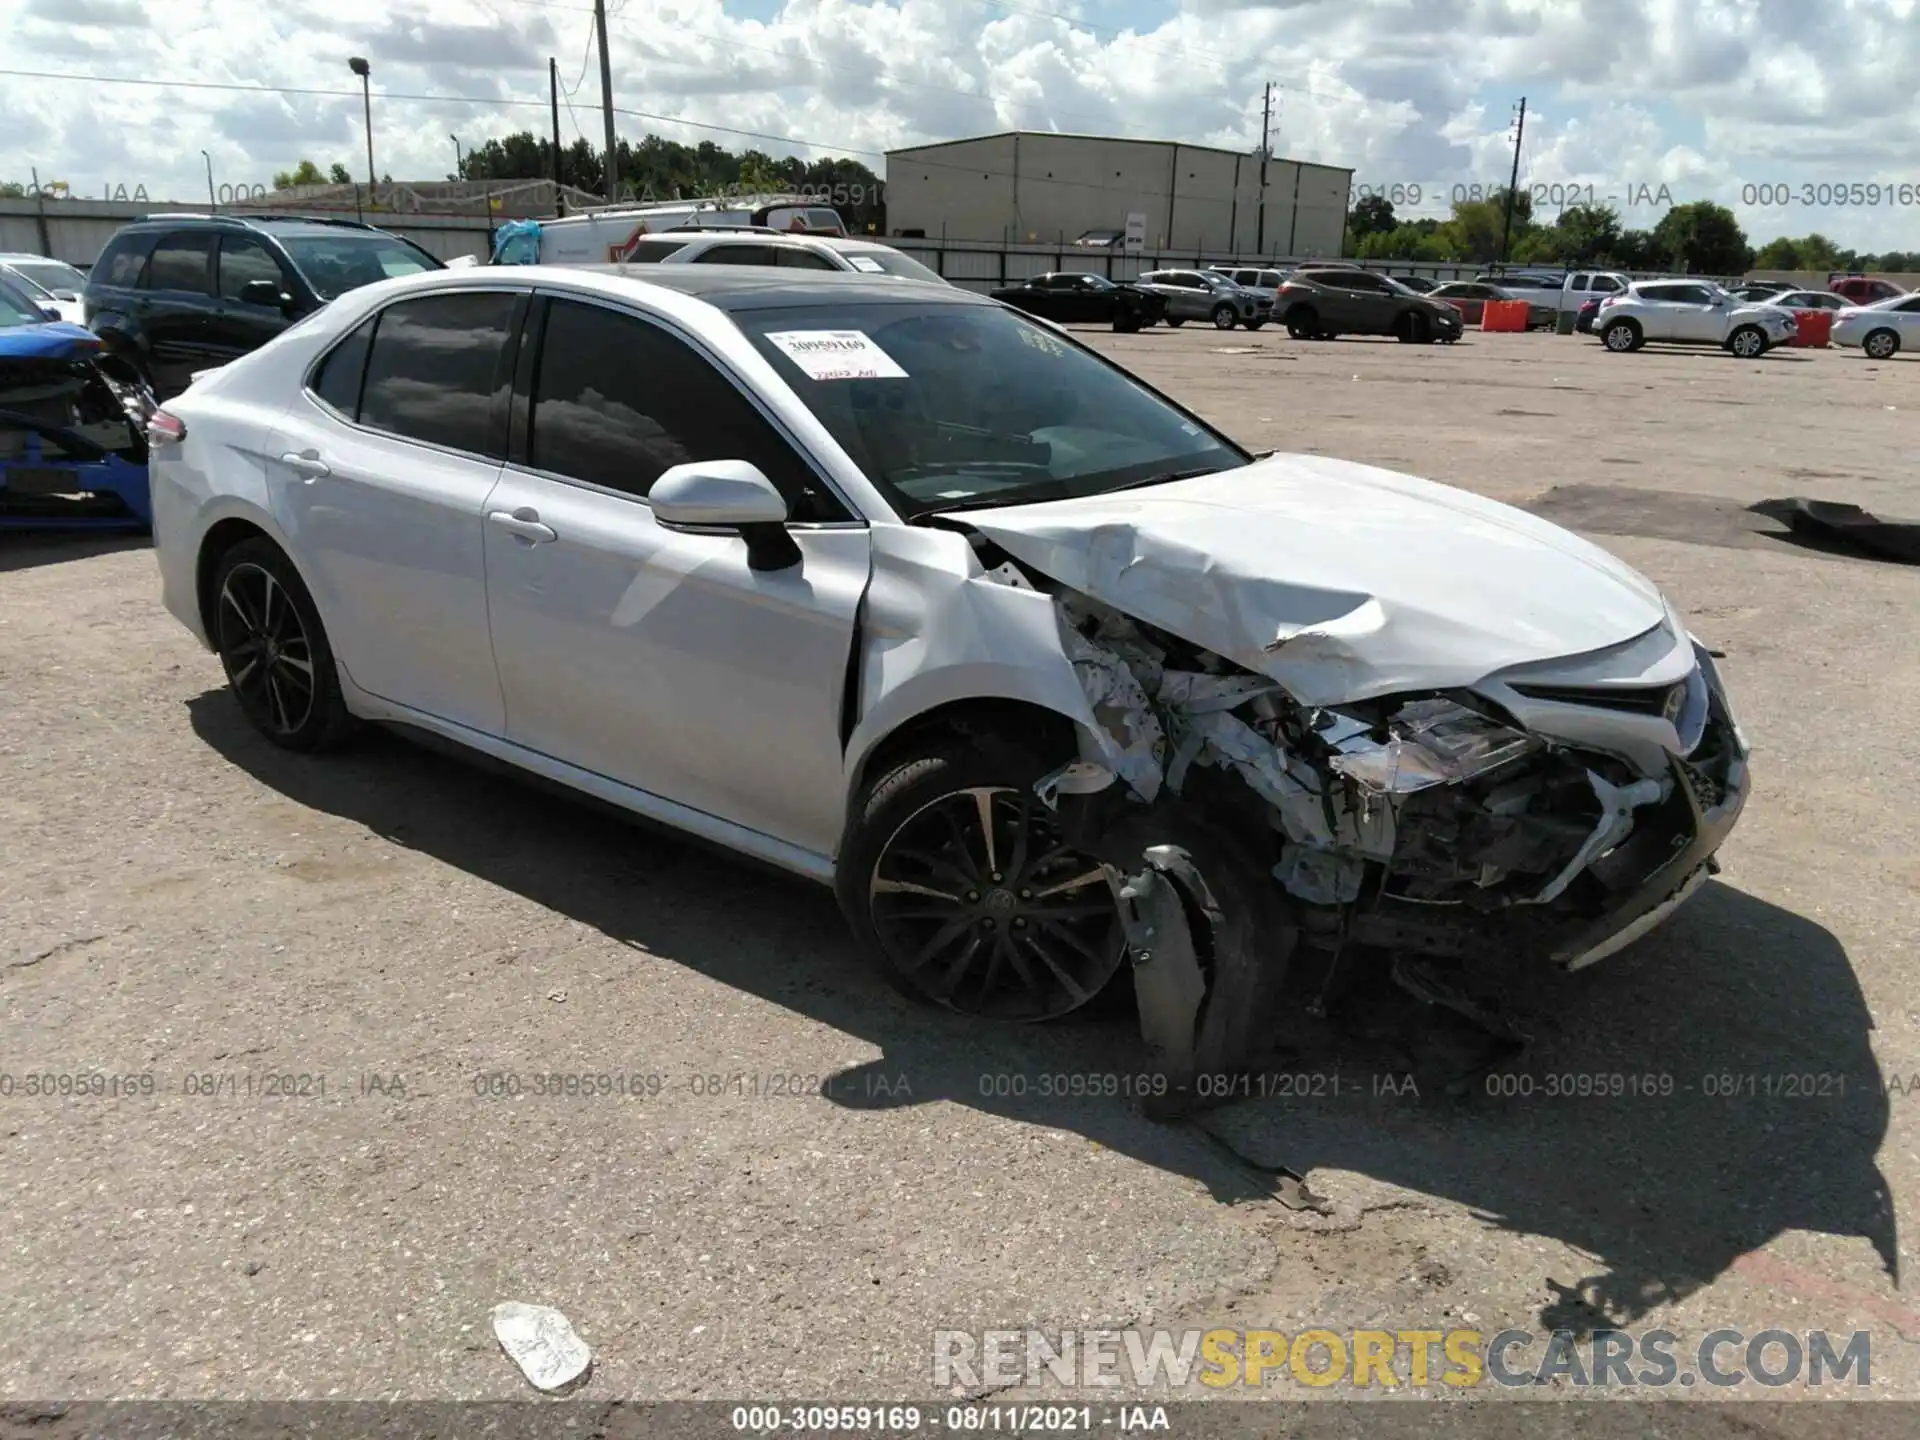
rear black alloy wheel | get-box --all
[217,562,316,740]
[1284,307,1318,340]
[868,784,1123,1021]
[210,538,354,751]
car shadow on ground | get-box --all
[0,532,150,573]
[188,694,1894,1332]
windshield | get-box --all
[736,301,1247,517]
[277,233,441,299]
[844,249,946,284]
[0,277,47,326]
[5,258,86,297]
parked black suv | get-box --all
[85,214,443,397]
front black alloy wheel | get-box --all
[212,539,354,751]
[841,747,1125,1022]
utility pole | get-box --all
[1255,82,1272,253]
[594,0,619,201]
[549,57,564,199]
[1499,96,1526,266]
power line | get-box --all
[0,66,1343,210]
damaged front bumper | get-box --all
[1027,586,1750,1110]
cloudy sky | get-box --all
[5,0,1918,250]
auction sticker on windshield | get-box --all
[844,256,885,273]
[765,330,907,381]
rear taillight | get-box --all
[148,410,187,445]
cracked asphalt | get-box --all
[2,326,1917,1432]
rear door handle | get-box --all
[488,507,557,543]
[278,451,330,480]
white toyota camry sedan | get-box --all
[147,265,1748,1083]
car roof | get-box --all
[116,214,403,241]
[491,263,992,312]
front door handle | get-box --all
[488,507,557,543]
[278,451,330,480]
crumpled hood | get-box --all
[960,454,1671,706]
[0,320,99,362]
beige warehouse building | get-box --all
[883,131,1353,257]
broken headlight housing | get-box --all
[1325,698,1537,795]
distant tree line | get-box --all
[1344,191,1917,274]
[451,132,886,233]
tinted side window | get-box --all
[309,314,376,417]
[359,291,516,454]
[698,245,779,266]
[1898,297,1920,313]
[96,234,156,288]
[1591,275,1622,293]
[527,298,833,517]
[218,235,286,300]
[779,249,840,270]
[144,234,214,293]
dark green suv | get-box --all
[85,214,443,397]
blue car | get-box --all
[1,273,155,531]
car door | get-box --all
[207,232,298,363]
[268,287,522,735]
[481,292,870,856]
[135,232,220,394]
[1666,284,1725,341]
[1026,275,1072,320]
[1068,275,1108,322]
[1632,284,1685,341]
[1330,271,1397,331]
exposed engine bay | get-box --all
[979,562,1749,1116]
[0,339,155,528]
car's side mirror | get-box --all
[239,279,293,310]
[650,460,800,572]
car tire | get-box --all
[1284,306,1318,340]
[836,740,1126,1022]
[209,537,355,753]
[1113,313,1140,334]
[1211,303,1238,330]
[1396,311,1431,344]
[1601,319,1642,353]
[1165,316,1186,328]
[1863,329,1901,359]
[1726,325,1768,359]
[1244,319,1266,331]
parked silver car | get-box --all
[148,265,1749,1101]
[1135,270,1271,329]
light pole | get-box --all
[349,56,373,220]
[200,149,215,211]
[451,134,464,181]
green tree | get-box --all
[328,162,352,185]
[737,150,783,195]
[1347,193,1396,241]
[0,181,24,198]
[1649,201,1751,274]
[272,159,328,190]
[1549,203,1623,266]
[1752,236,1800,269]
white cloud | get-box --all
[4,0,1917,250]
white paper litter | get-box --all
[492,1302,592,1391]
[763,329,907,381]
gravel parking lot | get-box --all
[3,327,1917,1423]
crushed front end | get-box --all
[0,328,155,530]
[1027,587,1749,1113]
